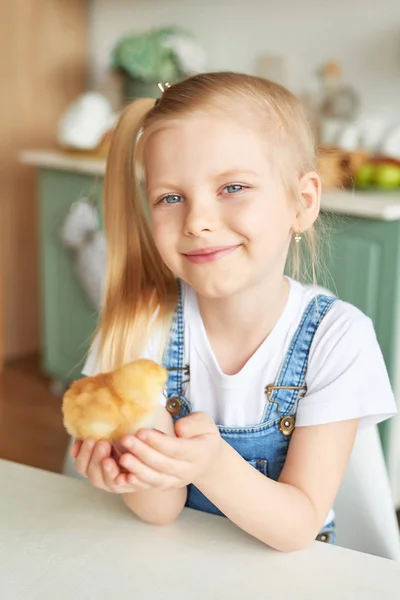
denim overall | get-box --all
[162,282,337,544]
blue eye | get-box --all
[160,194,184,205]
[223,184,246,194]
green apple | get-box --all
[355,163,375,188]
[374,164,400,189]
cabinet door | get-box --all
[323,215,400,453]
[39,169,104,382]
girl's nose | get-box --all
[183,201,219,236]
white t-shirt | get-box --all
[83,278,396,429]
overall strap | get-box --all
[263,294,337,425]
[162,280,190,417]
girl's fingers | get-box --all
[115,471,150,490]
[102,457,119,483]
[102,458,128,491]
[102,461,148,493]
[121,436,185,476]
[74,440,142,494]
[75,439,96,476]
[70,439,82,458]
[87,441,111,489]
[76,439,175,493]
[119,452,180,488]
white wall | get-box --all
[89,0,400,118]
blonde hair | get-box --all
[96,72,321,371]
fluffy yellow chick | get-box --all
[62,359,168,442]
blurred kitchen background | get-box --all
[1,0,400,521]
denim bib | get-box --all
[162,282,337,543]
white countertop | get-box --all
[1,459,399,600]
[20,149,400,220]
[20,149,106,176]
[320,189,400,221]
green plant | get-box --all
[111,26,205,84]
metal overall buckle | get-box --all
[265,384,307,436]
[165,365,190,416]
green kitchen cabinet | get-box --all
[321,215,400,455]
[38,167,104,383]
[324,217,400,369]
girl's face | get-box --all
[145,111,301,298]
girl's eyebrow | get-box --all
[147,182,184,195]
[148,181,177,188]
[214,169,259,180]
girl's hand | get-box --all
[118,412,222,490]
[70,438,142,494]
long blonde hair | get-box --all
[96,72,319,372]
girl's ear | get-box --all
[293,171,321,233]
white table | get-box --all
[1,459,400,599]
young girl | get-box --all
[71,72,396,552]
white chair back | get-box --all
[334,425,400,560]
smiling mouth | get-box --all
[183,245,240,264]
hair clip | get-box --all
[155,82,171,105]
[157,82,171,93]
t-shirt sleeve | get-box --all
[296,305,397,428]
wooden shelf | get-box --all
[0,0,88,364]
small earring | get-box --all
[294,232,302,244]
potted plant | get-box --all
[111,26,207,102]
